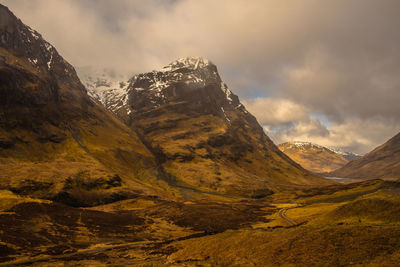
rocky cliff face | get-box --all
[87,57,331,196]
[0,4,88,136]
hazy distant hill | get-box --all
[330,132,400,179]
[278,141,349,173]
[327,146,361,161]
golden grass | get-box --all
[298,180,384,204]
[130,101,333,199]
[286,202,343,224]
[87,198,157,212]
[0,190,50,212]
[166,223,400,266]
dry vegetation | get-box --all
[1,10,399,265]
[130,102,332,200]
[1,179,400,266]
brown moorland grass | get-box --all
[165,224,400,266]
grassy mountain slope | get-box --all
[0,5,165,205]
[114,58,333,197]
[331,132,400,179]
[279,141,349,173]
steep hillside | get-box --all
[0,4,162,205]
[87,57,332,197]
[331,132,400,179]
[278,141,349,173]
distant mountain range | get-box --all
[278,141,356,173]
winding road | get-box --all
[279,208,297,226]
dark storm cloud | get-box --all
[2,0,400,153]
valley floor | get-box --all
[1,179,400,266]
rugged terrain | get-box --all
[0,2,330,204]
[2,178,400,266]
[278,141,350,173]
[331,132,400,179]
[2,3,400,266]
[85,57,332,197]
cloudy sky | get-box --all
[2,0,400,154]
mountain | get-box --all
[77,66,130,113]
[0,4,331,204]
[86,57,332,197]
[0,4,161,206]
[327,146,361,161]
[330,132,400,179]
[278,141,349,173]
[4,5,400,266]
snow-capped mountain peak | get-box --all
[160,56,211,72]
[279,141,361,161]
[77,67,131,114]
[82,57,246,121]
[280,141,325,151]
[327,146,361,161]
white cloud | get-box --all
[242,98,309,125]
[243,97,400,154]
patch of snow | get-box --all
[160,56,211,72]
[221,107,231,122]
[47,53,53,70]
[44,42,53,52]
[122,93,129,106]
[28,58,38,66]
[327,147,361,157]
[282,141,325,151]
[82,72,131,114]
[235,103,249,114]
[150,79,168,92]
[27,27,39,40]
[220,82,233,102]
[194,58,200,69]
